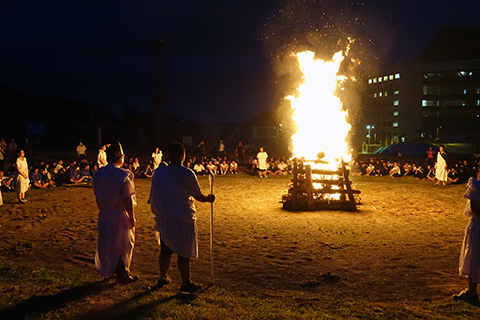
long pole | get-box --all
[209,173,215,283]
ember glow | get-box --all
[286,48,351,169]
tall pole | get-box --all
[209,173,215,283]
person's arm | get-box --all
[123,196,135,229]
[193,194,215,203]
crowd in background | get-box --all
[350,155,479,184]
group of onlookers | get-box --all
[350,156,478,184]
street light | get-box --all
[366,125,374,147]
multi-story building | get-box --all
[363,27,480,150]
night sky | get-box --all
[1,1,480,122]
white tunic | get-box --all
[149,162,202,258]
[257,152,268,170]
[93,164,136,278]
[435,152,448,181]
[152,151,163,170]
[97,149,107,168]
[459,177,480,282]
[15,157,29,193]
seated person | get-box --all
[448,167,460,183]
[194,161,206,175]
[80,164,93,182]
[275,160,289,175]
[0,171,14,191]
[229,160,238,174]
[30,167,48,189]
[403,162,412,176]
[68,165,86,184]
[413,164,426,179]
[206,160,218,175]
[219,160,229,175]
[426,165,436,180]
[144,163,154,178]
[389,162,402,177]
[41,164,56,187]
[366,163,375,176]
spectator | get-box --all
[77,141,87,159]
[152,148,163,170]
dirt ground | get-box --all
[0,172,477,318]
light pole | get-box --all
[366,125,374,152]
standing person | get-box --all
[235,141,245,165]
[435,145,448,185]
[148,142,215,293]
[15,150,29,204]
[97,144,107,168]
[218,140,226,157]
[77,141,87,159]
[454,167,480,303]
[197,141,206,158]
[256,147,268,178]
[426,146,435,168]
[0,138,6,172]
[152,147,163,170]
[8,139,17,161]
[93,141,138,284]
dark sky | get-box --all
[1,1,480,122]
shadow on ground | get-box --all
[0,281,114,320]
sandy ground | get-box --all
[0,172,472,314]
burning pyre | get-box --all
[281,45,361,211]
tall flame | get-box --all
[286,49,351,168]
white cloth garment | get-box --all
[149,162,202,258]
[93,164,136,278]
[435,152,448,181]
[459,177,480,282]
[257,151,268,170]
[15,157,29,193]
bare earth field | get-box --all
[0,172,479,319]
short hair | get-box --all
[168,142,185,161]
[106,141,124,163]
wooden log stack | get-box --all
[282,158,361,211]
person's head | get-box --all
[106,141,125,165]
[79,141,83,145]
[167,142,185,165]
[259,147,264,152]
[439,145,445,152]
[18,150,25,158]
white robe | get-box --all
[93,164,136,278]
[149,162,202,258]
[459,177,480,282]
[435,152,448,181]
[15,157,29,193]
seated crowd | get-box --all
[350,156,478,183]
[244,156,291,176]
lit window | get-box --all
[476,88,480,94]
[374,93,377,98]
[393,111,399,116]
[395,73,400,79]
[459,71,466,77]
[378,77,382,82]
[464,89,467,94]
[477,100,480,106]
[401,137,405,142]
[393,100,399,106]
[393,122,399,127]
[379,92,383,97]
[394,90,399,95]
[368,79,372,84]
[389,75,394,80]
[393,135,398,142]
[384,92,388,96]
[383,76,388,81]
[373,78,377,83]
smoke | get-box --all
[260,0,395,151]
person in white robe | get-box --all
[97,145,108,168]
[152,148,163,170]
[149,142,214,293]
[15,150,29,203]
[256,147,268,178]
[93,141,137,284]
[435,146,448,185]
[455,167,480,303]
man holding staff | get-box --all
[149,142,215,293]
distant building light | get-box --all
[379,92,383,97]
[394,90,400,95]
[464,89,467,94]
[393,111,399,116]
[389,75,394,80]
[374,93,377,98]
[383,76,388,81]
[477,100,480,106]
[401,137,405,142]
[368,79,372,84]
[393,122,399,127]
[378,77,383,82]
[395,73,400,79]
[384,92,388,96]
[393,100,399,106]
[373,78,377,83]
[459,71,467,77]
